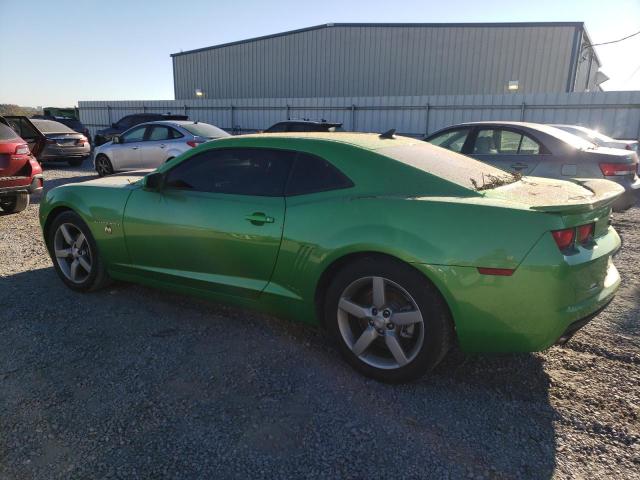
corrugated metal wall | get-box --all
[172,24,581,99]
[79,91,640,140]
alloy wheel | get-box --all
[337,276,425,369]
[95,156,112,176]
[53,223,93,284]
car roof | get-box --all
[438,121,597,149]
[274,120,342,125]
[134,120,201,128]
[217,132,419,150]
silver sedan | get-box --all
[425,121,640,211]
[93,120,230,176]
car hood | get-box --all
[81,170,151,188]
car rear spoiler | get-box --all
[528,179,624,214]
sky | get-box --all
[0,0,638,107]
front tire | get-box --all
[95,154,114,177]
[46,211,110,292]
[324,256,453,383]
[0,192,29,214]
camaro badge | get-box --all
[104,225,113,234]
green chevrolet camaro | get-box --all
[40,132,623,382]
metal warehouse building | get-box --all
[171,22,604,99]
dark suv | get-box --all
[94,113,188,146]
[264,120,343,133]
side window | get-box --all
[474,129,518,154]
[265,123,286,133]
[428,128,470,153]
[121,126,147,143]
[165,148,295,196]
[519,135,541,154]
[286,153,354,196]
[148,126,171,141]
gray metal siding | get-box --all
[79,91,640,141]
[172,25,578,99]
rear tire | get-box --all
[0,192,29,214]
[46,211,111,292]
[95,154,114,177]
[324,256,453,383]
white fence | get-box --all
[79,91,640,140]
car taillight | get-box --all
[599,163,636,176]
[551,228,575,250]
[14,144,29,155]
[76,136,87,146]
[552,223,596,252]
[577,223,594,244]
[187,140,201,148]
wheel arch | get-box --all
[313,250,456,334]
[43,206,75,243]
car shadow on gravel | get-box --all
[0,267,557,479]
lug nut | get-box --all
[382,309,391,318]
[368,319,374,326]
[371,308,378,316]
[376,328,385,335]
[386,323,395,330]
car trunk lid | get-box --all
[484,176,624,214]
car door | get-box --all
[468,127,543,175]
[109,125,148,170]
[141,125,182,167]
[122,147,295,298]
[3,116,47,158]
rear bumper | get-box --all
[554,298,612,345]
[611,177,640,211]
[40,145,91,161]
[413,226,621,353]
[0,174,43,195]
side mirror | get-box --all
[112,135,121,144]
[144,172,165,191]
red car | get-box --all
[0,116,45,214]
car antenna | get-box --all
[379,128,396,139]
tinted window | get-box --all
[165,148,295,196]
[169,128,184,139]
[286,153,354,196]
[265,123,286,133]
[148,126,172,141]
[121,126,146,143]
[474,129,541,155]
[287,123,313,132]
[428,128,470,153]
[117,116,137,129]
[30,119,75,134]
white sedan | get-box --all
[93,120,230,176]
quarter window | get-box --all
[427,129,470,153]
[286,153,353,195]
[165,148,295,196]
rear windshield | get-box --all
[0,123,20,141]
[379,142,519,191]
[181,123,230,139]
[30,119,76,134]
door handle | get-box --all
[131,146,139,150]
[245,212,275,225]
[159,144,166,148]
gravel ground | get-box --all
[0,162,638,479]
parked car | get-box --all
[551,125,638,152]
[41,132,622,382]
[93,121,230,176]
[0,116,44,213]
[424,121,640,211]
[32,115,92,146]
[94,113,188,146]
[25,119,90,166]
[264,119,343,133]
